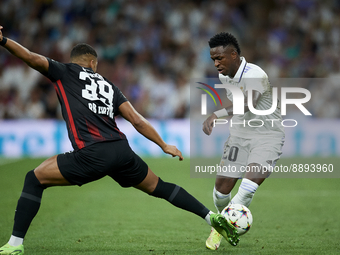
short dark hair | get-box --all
[208,32,241,55]
[70,43,97,59]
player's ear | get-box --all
[90,58,97,72]
[231,50,237,60]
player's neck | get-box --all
[230,57,242,78]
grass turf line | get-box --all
[0,157,339,254]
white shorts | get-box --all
[218,135,284,178]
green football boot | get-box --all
[206,227,223,250]
[210,213,239,246]
[0,243,24,255]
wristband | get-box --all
[214,108,229,118]
[0,37,7,46]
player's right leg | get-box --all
[134,168,239,246]
[214,176,238,211]
[206,176,238,250]
[206,136,247,250]
[0,155,71,255]
[33,155,72,186]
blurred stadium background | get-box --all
[0,0,340,158]
[1,1,340,254]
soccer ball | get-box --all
[221,204,253,236]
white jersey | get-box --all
[218,57,285,138]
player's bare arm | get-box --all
[202,90,262,135]
[119,101,183,161]
[0,25,48,74]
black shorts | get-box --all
[57,140,148,187]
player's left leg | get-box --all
[230,135,284,207]
[134,167,212,221]
[0,156,71,255]
[230,163,266,207]
[134,168,239,246]
[111,141,239,245]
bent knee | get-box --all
[34,156,70,186]
[215,176,238,194]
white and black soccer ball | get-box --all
[222,204,253,236]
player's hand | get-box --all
[0,26,4,42]
[162,144,184,161]
[202,113,218,135]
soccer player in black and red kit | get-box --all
[0,25,239,254]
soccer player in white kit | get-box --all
[203,32,285,250]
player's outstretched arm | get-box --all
[118,101,184,161]
[0,25,48,74]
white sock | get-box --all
[204,211,214,226]
[230,178,258,208]
[8,235,23,246]
[213,187,231,213]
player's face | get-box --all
[210,46,238,77]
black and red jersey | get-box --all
[45,58,127,151]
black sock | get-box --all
[150,178,209,219]
[12,170,46,238]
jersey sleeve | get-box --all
[45,58,67,82]
[113,84,128,116]
[244,69,269,95]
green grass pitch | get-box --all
[0,157,339,254]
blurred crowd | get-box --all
[1,0,340,120]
